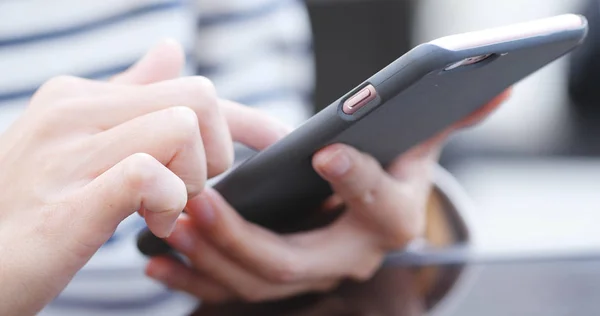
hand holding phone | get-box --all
[142,98,508,303]
[139,13,588,303]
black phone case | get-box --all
[138,16,588,256]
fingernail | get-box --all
[319,148,351,178]
[164,220,177,238]
[193,190,216,226]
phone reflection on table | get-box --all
[193,263,465,316]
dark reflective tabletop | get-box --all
[192,261,461,316]
[192,257,600,316]
[191,179,600,316]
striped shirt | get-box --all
[0,0,314,315]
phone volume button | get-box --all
[342,85,377,115]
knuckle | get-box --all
[153,76,218,114]
[43,75,84,91]
[166,106,200,143]
[187,77,219,113]
[187,76,217,98]
[34,76,84,101]
[32,99,80,136]
[266,256,303,284]
[214,226,244,253]
[176,77,231,177]
[349,255,383,282]
[122,153,161,191]
[178,76,218,107]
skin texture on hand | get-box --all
[145,89,511,303]
[0,40,290,315]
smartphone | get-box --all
[137,14,588,256]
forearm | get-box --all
[0,210,100,315]
[0,272,49,316]
[0,237,69,315]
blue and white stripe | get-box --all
[0,0,314,129]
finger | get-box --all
[395,89,513,164]
[75,77,233,177]
[382,88,514,176]
[321,195,344,212]
[454,88,512,129]
[78,153,186,243]
[88,106,206,197]
[145,256,234,303]
[313,144,425,248]
[179,188,349,283]
[181,188,382,283]
[165,217,339,302]
[110,39,185,85]
[312,144,393,206]
[225,91,512,286]
[83,77,220,129]
[283,221,387,283]
[220,99,292,150]
[182,189,305,283]
[78,78,291,176]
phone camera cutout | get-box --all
[444,54,494,71]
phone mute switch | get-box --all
[343,84,377,115]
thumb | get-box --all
[454,88,512,129]
[392,88,513,167]
[111,39,186,85]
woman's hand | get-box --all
[146,91,510,303]
[0,40,289,315]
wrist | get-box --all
[0,229,76,315]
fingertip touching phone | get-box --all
[137,14,588,256]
